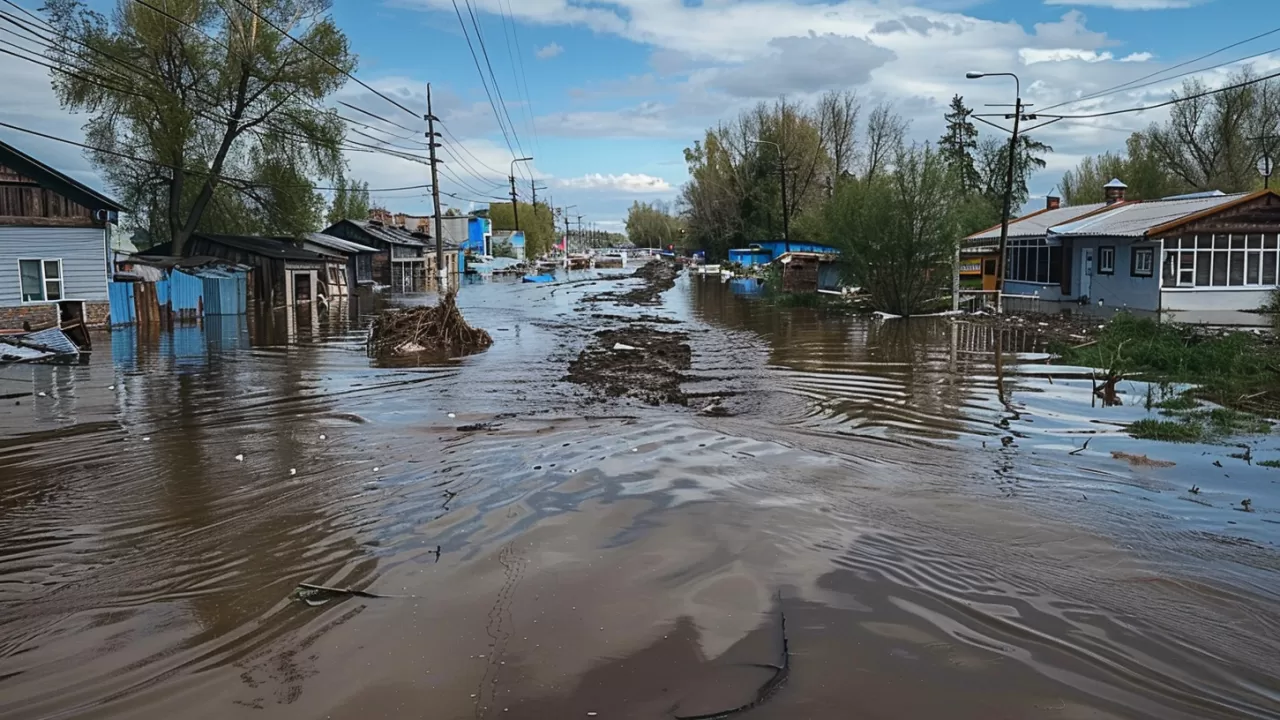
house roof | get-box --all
[151,234,343,262]
[0,137,123,212]
[1047,192,1252,238]
[338,219,430,247]
[302,232,378,255]
[965,202,1109,243]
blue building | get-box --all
[442,215,492,256]
[728,240,839,267]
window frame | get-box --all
[17,258,64,304]
[1161,234,1280,289]
[1098,246,1116,275]
[1131,247,1155,278]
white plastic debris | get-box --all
[373,467,380,472]
[319,434,327,440]
[107,385,116,390]
[235,454,244,462]
[143,437,151,442]
[37,392,47,397]
[612,343,637,351]
[448,413,456,419]
[290,468,297,476]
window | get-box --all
[1131,247,1155,277]
[356,254,373,282]
[1098,246,1116,274]
[1161,234,1280,288]
[1003,239,1062,284]
[18,259,62,302]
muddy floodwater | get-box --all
[2,269,1278,719]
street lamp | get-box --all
[509,156,533,234]
[966,71,1023,315]
[750,139,789,253]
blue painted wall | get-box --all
[728,240,840,267]
[1071,238,1160,311]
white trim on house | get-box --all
[17,257,65,304]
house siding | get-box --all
[0,226,108,307]
[1068,238,1161,311]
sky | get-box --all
[1,0,1278,235]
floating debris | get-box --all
[1111,451,1176,468]
[367,291,492,359]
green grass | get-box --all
[1128,419,1206,443]
[1052,313,1279,406]
[1258,460,1280,468]
[1128,408,1273,444]
[1156,394,1201,412]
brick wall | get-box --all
[0,303,57,331]
[84,301,110,328]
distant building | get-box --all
[149,234,347,310]
[0,137,122,330]
[323,212,463,291]
[728,240,839,267]
[492,230,526,261]
[440,215,492,256]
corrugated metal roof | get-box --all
[966,202,1109,242]
[195,234,343,261]
[303,232,378,255]
[1048,192,1249,237]
[346,220,430,247]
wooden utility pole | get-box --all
[426,84,446,291]
[509,175,520,234]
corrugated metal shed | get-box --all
[1048,193,1248,238]
[966,202,1108,243]
[109,282,135,325]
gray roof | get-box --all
[345,220,429,247]
[1048,192,1248,238]
[302,232,378,255]
[966,202,1108,243]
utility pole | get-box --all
[426,84,446,292]
[750,139,788,253]
[509,156,533,247]
[531,180,548,255]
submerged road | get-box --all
[1,266,1278,719]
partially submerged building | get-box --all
[962,181,1280,323]
[323,215,462,291]
[149,234,346,309]
[0,137,121,330]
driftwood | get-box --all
[367,291,492,358]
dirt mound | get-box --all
[367,291,493,359]
[567,327,692,406]
[586,259,682,306]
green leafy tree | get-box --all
[44,0,355,254]
[939,95,980,193]
[680,98,834,260]
[975,134,1052,211]
[488,201,556,258]
[625,200,682,249]
[821,144,962,315]
[326,176,370,225]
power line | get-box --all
[463,0,526,168]
[498,0,539,155]
[450,0,520,174]
[223,0,421,122]
[1040,67,1280,120]
[0,119,432,193]
[1041,25,1280,113]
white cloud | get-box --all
[1043,0,1204,9]
[536,42,563,59]
[557,173,673,193]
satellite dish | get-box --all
[1259,155,1274,178]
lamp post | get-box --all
[966,71,1022,315]
[750,139,789,254]
[509,156,533,236]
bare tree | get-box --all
[816,90,861,184]
[862,103,909,183]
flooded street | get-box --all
[2,268,1278,719]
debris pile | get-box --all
[367,291,493,359]
[567,327,692,405]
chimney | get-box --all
[1046,196,1061,210]
[1103,178,1128,205]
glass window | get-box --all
[19,259,42,302]
[1229,252,1245,285]
[1198,235,1214,249]
[1248,252,1261,285]
[1231,234,1246,249]
[1265,251,1278,285]
[1215,234,1229,250]
[1099,246,1115,274]
[19,259,61,302]
[1265,234,1278,250]
[1163,252,1178,285]
[1248,234,1264,249]
[1196,251,1212,286]
[1212,251,1229,286]
[1132,248,1155,277]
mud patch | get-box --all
[587,259,682,306]
[567,327,692,406]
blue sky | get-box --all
[2,0,1277,233]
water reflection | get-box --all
[0,274,1277,719]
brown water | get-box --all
[1,273,1278,719]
